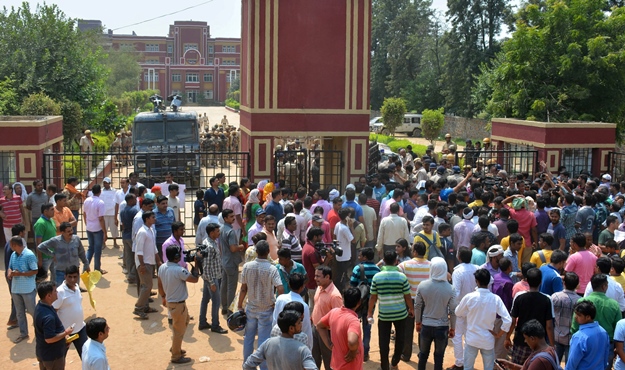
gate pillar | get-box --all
[240,0,372,186]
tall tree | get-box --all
[442,0,511,117]
[475,0,625,137]
[102,46,142,97]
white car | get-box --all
[369,116,383,132]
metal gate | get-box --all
[455,149,538,176]
[42,148,250,239]
[274,149,344,193]
[609,151,625,182]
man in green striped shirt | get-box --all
[367,250,413,370]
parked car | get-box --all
[369,116,383,132]
[379,113,423,137]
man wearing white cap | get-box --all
[100,178,119,249]
[600,173,612,188]
[453,208,476,249]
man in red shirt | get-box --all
[301,227,333,312]
[503,195,538,263]
[327,197,342,238]
[0,184,25,244]
[317,287,363,370]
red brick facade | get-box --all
[107,21,240,104]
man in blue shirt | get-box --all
[203,177,225,212]
[539,249,567,295]
[547,208,566,251]
[8,235,38,344]
[154,195,175,262]
[264,189,284,223]
[35,281,73,369]
[342,187,364,223]
[566,300,610,370]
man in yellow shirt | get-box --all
[413,215,443,261]
[611,256,625,292]
[530,233,554,268]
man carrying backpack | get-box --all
[496,319,561,370]
[349,247,380,362]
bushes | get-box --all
[20,92,61,115]
[226,98,240,110]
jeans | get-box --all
[12,289,36,337]
[418,325,449,370]
[403,310,416,360]
[41,258,56,283]
[221,269,238,311]
[243,308,273,370]
[71,210,79,235]
[54,270,66,285]
[122,239,136,283]
[360,311,372,356]
[199,278,221,327]
[6,277,17,323]
[464,343,495,370]
[66,326,88,359]
[555,342,569,365]
[86,230,104,271]
[379,317,407,370]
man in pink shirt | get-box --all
[317,287,363,370]
[565,233,598,294]
[503,195,538,262]
[222,185,244,238]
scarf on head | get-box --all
[248,189,260,204]
[429,257,448,281]
[64,183,84,199]
[12,182,28,201]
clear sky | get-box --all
[2,0,450,38]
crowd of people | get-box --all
[4,133,625,370]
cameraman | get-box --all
[301,227,334,311]
[158,245,199,364]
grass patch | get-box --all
[369,134,428,155]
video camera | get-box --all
[314,240,343,258]
[182,247,204,276]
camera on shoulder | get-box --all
[314,240,344,257]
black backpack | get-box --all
[357,263,371,315]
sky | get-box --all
[3,0,450,38]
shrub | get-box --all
[20,92,61,115]
[380,97,406,136]
[226,98,240,110]
[421,108,445,143]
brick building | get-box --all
[99,20,240,104]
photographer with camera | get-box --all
[301,227,334,311]
[158,244,200,364]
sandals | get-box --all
[144,307,158,313]
[13,335,28,343]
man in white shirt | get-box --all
[449,247,479,370]
[99,178,119,249]
[455,268,511,370]
[53,265,88,358]
[82,317,111,370]
[83,185,107,274]
[133,211,162,319]
[333,208,354,292]
[377,202,409,258]
[272,273,313,350]
[454,208,477,248]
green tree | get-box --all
[102,46,141,97]
[380,97,407,136]
[421,107,445,143]
[60,100,83,146]
[475,0,625,138]
[0,77,19,115]
[442,0,511,117]
[0,2,107,115]
[20,92,61,115]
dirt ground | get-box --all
[0,239,483,370]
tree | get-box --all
[0,2,107,115]
[421,107,445,143]
[442,0,511,117]
[60,100,83,146]
[101,46,141,97]
[0,77,19,115]
[380,97,407,136]
[20,92,61,115]
[475,0,625,138]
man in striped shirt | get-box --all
[350,247,381,361]
[398,241,431,362]
[0,184,25,245]
[367,250,413,370]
